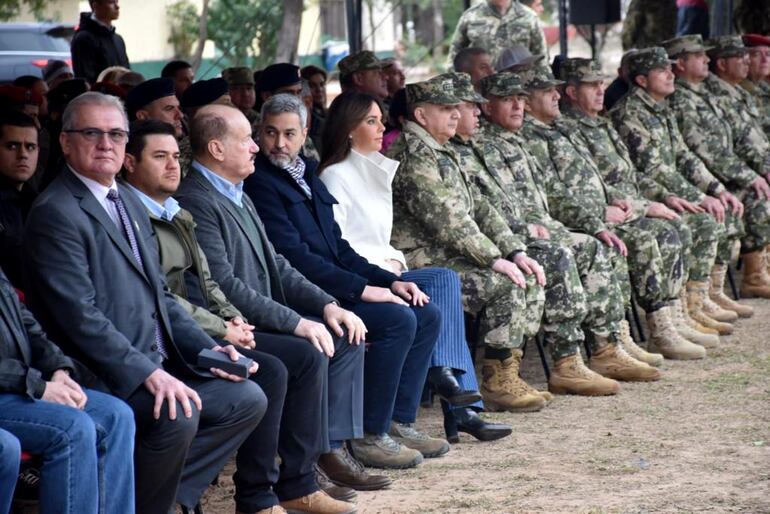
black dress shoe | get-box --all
[454,407,512,442]
[428,367,482,407]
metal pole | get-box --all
[590,23,596,59]
[346,0,363,54]
[559,0,568,56]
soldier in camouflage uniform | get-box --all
[385,76,552,412]
[222,66,260,128]
[609,47,741,338]
[621,0,676,51]
[444,72,658,394]
[449,0,547,66]
[555,58,723,351]
[741,34,770,140]
[520,66,709,360]
[663,35,769,311]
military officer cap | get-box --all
[222,66,255,86]
[517,67,564,91]
[706,35,748,59]
[480,72,529,98]
[338,51,384,78]
[180,77,229,109]
[662,34,713,58]
[625,47,676,78]
[126,77,175,117]
[405,77,462,108]
[0,85,43,107]
[495,45,545,72]
[438,72,487,103]
[743,33,770,48]
[257,63,301,93]
[559,58,613,83]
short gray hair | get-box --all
[261,93,307,128]
[62,92,128,131]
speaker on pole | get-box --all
[568,0,621,25]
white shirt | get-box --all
[69,166,121,227]
[319,149,407,272]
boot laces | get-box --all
[394,423,431,441]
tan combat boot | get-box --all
[741,251,770,298]
[588,341,662,381]
[709,265,753,318]
[669,300,719,348]
[481,352,547,412]
[679,289,720,335]
[617,319,664,367]
[646,308,706,359]
[548,351,620,396]
[686,281,734,335]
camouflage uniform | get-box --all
[610,50,725,281]
[740,78,770,141]
[448,1,547,65]
[621,0,676,51]
[177,135,193,177]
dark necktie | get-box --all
[107,189,168,359]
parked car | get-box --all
[0,23,73,84]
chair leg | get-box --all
[727,264,740,300]
[440,399,459,444]
[630,296,646,342]
[534,332,550,380]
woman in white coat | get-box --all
[318,90,512,443]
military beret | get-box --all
[480,72,529,97]
[257,63,301,93]
[743,34,770,48]
[91,81,128,100]
[517,67,564,91]
[495,45,544,72]
[559,58,613,83]
[46,79,89,111]
[438,72,487,104]
[0,85,43,106]
[338,51,383,77]
[222,66,255,86]
[125,78,174,116]
[706,35,748,58]
[180,78,229,109]
[662,34,713,58]
[405,77,462,108]
[625,47,676,77]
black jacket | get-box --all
[71,12,130,84]
[0,177,36,289]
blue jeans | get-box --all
[0,389,135,514]
[0,428,20,514]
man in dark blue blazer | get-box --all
[22,92,265,514]
[246,93,448,470]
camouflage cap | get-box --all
[559,58,613,83]
[338,51,383,77]
[438,72,487,103]
[625,47,676,77]
[405,77,462,108]
[222,66,255,86]
[662,34,713,58]
[706,35,748,58]
[517,67,564,91]
[495,45,545,72]
[480,72,529,98]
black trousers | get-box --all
[126,373,266,514]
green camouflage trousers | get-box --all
[736,187,770,254]
[680,212,725,281]
[717,210,744,265]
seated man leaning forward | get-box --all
[122,118,362,513]
[246,93,449,468]
[22,92,266,514]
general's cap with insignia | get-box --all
[480,72,529,97]
[405,77,462,108]
[180,78,229,109]
[625,47,676,77]
[559,58,613,83]
[126,78,175,117]
[517,67,564,91]
[706,35,748,58]
[257,63,301,93]
[222,66,255,86]
[495,45,544,72]
[338,51,384,77]
[662,34,713,58]
[743,33,770,48]
[439,72,487,103]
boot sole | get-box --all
[352,456,423,469]
[484,398,545,413]
[547,384,619,396]
[327,477,392,491]
[457,424,513,442]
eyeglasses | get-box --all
[63,128,129,143]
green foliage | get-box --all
[0,0,50,21]
[207,0,283,68]
[166,0,199,59]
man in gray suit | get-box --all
[23,92,266,514]
[175,105,379,494]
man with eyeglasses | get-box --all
[23,92,266,514]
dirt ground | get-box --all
[200,296,770,514]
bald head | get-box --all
[190,104,258,183]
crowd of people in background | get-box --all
[2,0,770,513]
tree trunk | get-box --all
[431,0,443,60]
[275,0,304,63]
[191,0,210,73]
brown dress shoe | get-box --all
[315,465,357,503]
[279,490,356,514]
[318,447,392,491]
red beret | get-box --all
[0,85,43,106]
[743,34,770,48]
